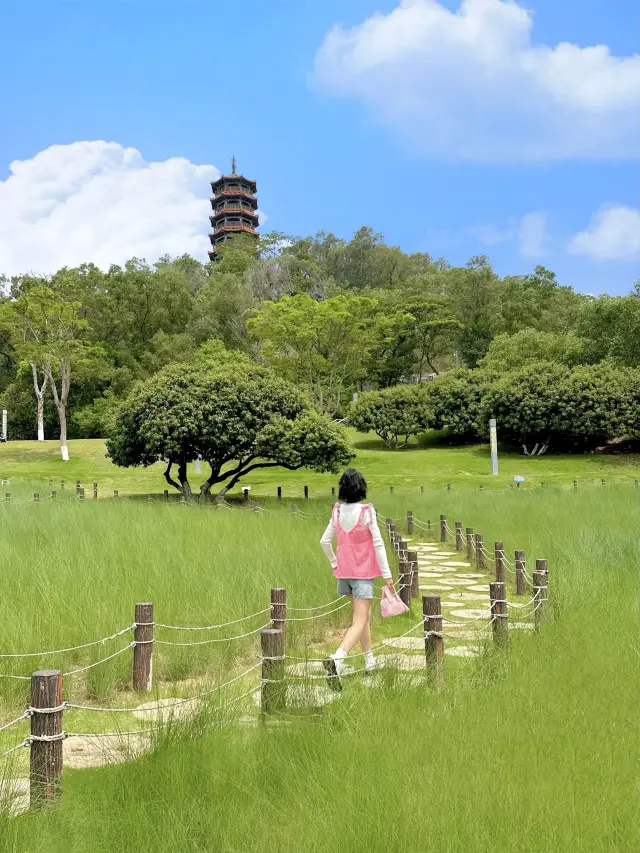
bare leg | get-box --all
[359,611,372,654]
[339,598,371,654]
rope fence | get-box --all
[0,497,550,815]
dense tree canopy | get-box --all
[1,228,638,452]
[107,359,354,499]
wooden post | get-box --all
[133,603,153,692]
[5,492,10,502]
[270,588,286,636]
[75,480,81,495]
[489,582,508,649]
[397,538,407,566]
[573,479,577,490]
[304,485,308,499]
[466,528,474,560]
[533,569,547,632]
[385,517,393,533]
[163,489,169,502]
[494,541,505,583]
[331,487,336,498]
[51,490,56,500]
[479,484,484,491]
[389,485,394,494]
[427,519,432,538]
[389,524,397,551]
[93,483,98,500]
[455,522,463,551]
[406,511,413,535]
[439,514,447,543]
[446,482,451,491]
[79,488,85,503]
[475,534,485,570]
[399,560,412,609]
[277,486,282,500]
[408,550,419,598]
[33,493,39,503]
[422,595,444,688]
[242,487,249,502]
[260,628,285,714]
[536,558,548,583]
[29,669,63,809]
[180,495,187,506]
[420,485,424,495]
[601,478,605,486]
[515,550,526,595]
[60,480,64,490]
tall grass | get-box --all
[0,486,637,851]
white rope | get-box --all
[63,642,134,676]
[0,710,31,733]
[66,661,262,714]
[155,609,270,631]
[66,729,156,739]
[0,672,31,681]
[28,704,66,714]
[25,732,67,744]
[0,741,29,758]
[155,623,270,647]
[285,601,350,621]
[287,596,345,612]
[0,625,135,659]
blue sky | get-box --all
[1,0,638,293]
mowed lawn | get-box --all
[1,431,640,498]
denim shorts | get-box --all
[337,578,375,599]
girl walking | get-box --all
[320,468,394,690]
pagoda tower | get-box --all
[208,156,259,261]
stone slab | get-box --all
[449,608,491,620]
[445,645,481,658]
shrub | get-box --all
[349,384,432,448]
[424,370,486,442]
[479,362,640,454]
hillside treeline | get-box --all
[0,227,638,442]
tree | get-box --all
[479,329,586,372]
[349,385,432,448]
[107,360,354,500]
[424,369,486,442]
[247,293,373,416]
[479,362,639,454]
[0,284,97,455]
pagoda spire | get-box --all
[208,161,259,261]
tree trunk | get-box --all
[31,365,48,442]
[46,361,70,460]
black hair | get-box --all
[338,468,367,503]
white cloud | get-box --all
[568,204,640,261]
[517,212,548,257]
[0,141,220,275]
[314,0,640,160]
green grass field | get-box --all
[0,439,637,851]
[0,454,640,853]
[1,431,640,497]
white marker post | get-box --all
[1,410,6,442]
[194,457,201,475]
[489,418,498,476]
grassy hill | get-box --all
[1,431,639,497]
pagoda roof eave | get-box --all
[211,174,257,191]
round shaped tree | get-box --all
[107,361,354,499]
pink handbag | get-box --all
[380,585,409,618]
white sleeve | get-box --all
[367,507,392,579]
[320,518,337,569]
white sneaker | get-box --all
[364,657,384,675]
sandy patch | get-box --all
[449,608,491,620]
[445,645,481,658]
